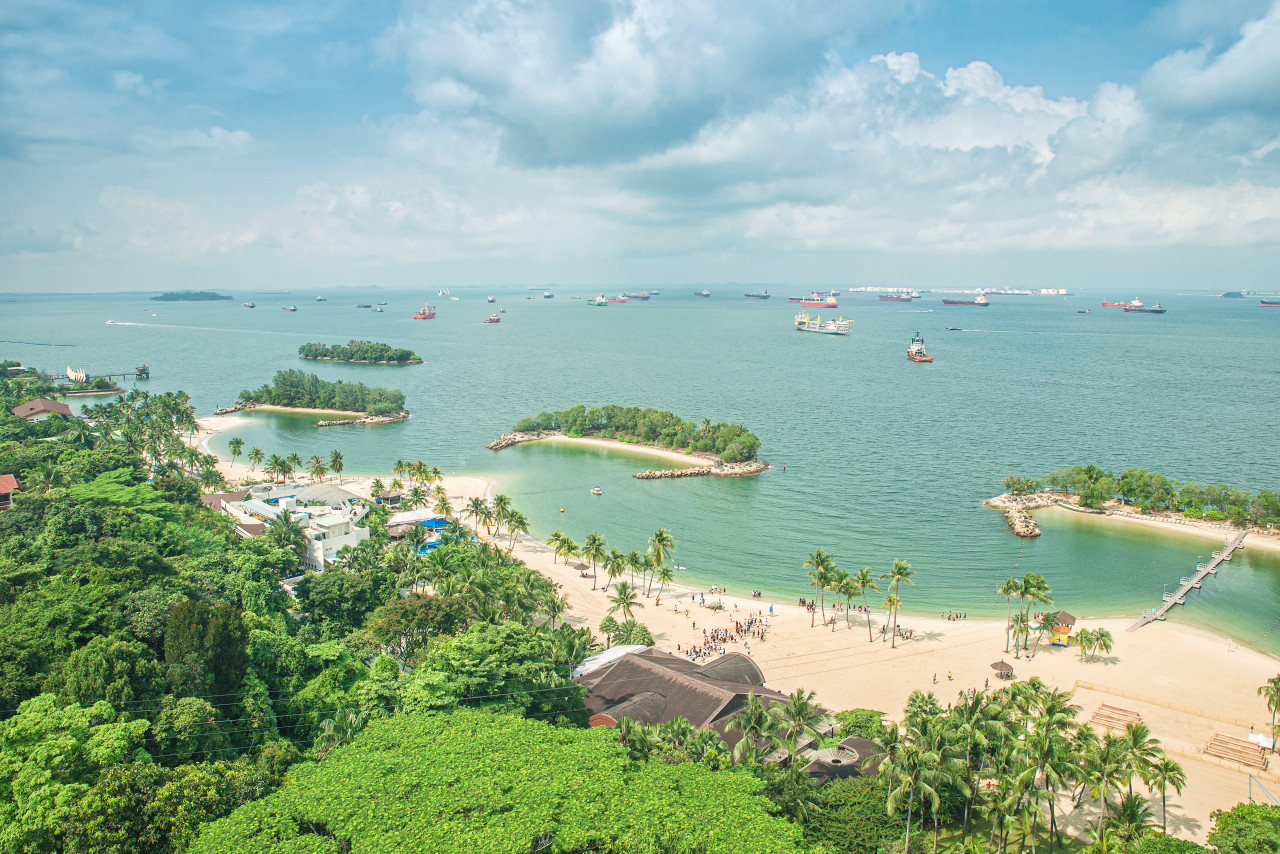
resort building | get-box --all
[0,474,19,511]
[11,398,73,421]
[212,483,371,572]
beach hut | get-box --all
[1051,611,1076,647]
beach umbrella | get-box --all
[991,661,1013,674]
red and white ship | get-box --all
[907,332,933,362]
[413,304,436,319]
[1101,299,1143,308]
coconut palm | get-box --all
[803,548,835,627]
[1091,627,1115,662]
[410,460,427,486]
[647,529,675,596]
[433,491,453,519]
[607,581,643,622]
[1009,611,1031,654]
[370,478,385,499]
[883,593,902,647]
[404,485,426,509]
[198,466,223,492]
[768,688,826,761]
[247,445,264,472]
[1075,627,1095,662]
[1017,573,1053,652]
[227,437,244,469]
[1103,792,1158,846]
[1088,733,1130,838]
[599,615,620,647]
[307,455,327,483]
[853,567,880,643]
[466,497,491,533]
[1146,755,1186,834]
[328,449,344,484]
[1121,722,1163,796]
[828,567,851,628]
[602,549,626,592]
[1259,675,1280,754]
[428,465,443,487]
[999,576,1022,652]
[491,493,513,537]
[506,510,529,550]
[881,559,914,645]
[388,477,403,493]
[654,565,675,602]
[265,513,308,561]
[627,551,646,587]
[286,452,303,482]
[725,692,782,766]
[583,531,607,589]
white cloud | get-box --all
[136,126,254,155]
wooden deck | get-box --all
[1129,532,1247,631]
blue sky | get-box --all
[2,0,1279,291]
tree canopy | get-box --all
[514,405,761,462]
[239,370,406,416]
[298,341,421,364]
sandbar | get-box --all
[520,434,708,468]
[1035,504,1280,555]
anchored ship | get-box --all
[907,332,933,362]
[879,294,913,302]
[1101,298,1143,308]
[484,312,501,323]
[744,290,771,299]
[589,294,608,306]
[1123,303,1167,314]
[941,294,989,306]
[413,304,436,319]
[694,289,711,298]
[794,311,851,335]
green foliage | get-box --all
[514,404,761,461]
[238,369,406,414]
[190,709,809,854]
[1127,836,1209,853]
[48,634,165,712]
[163,601,249,700]
[805,775,908,854]
[364,594,466,659]
[298,340,420,364]
[1024,465,1275,524]
[1208,802,1280,854]
[834,708,889,741]
[295,568,396,640]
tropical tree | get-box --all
[1146,755,1186,834]
[1000,576,1022,653]
[286,452,303,482]
[654,565,675,603]
[607,581,643,622]
[307,455,327,483]
[227,437,244,469]
[405,485,426,509]
[883,594,902,647]
[828,567,851,629]
[265,513,308,562]
[768,688,826,762]
[1259,675,1280,754]
[433,491,453,519]
[647,529,675,596]
[602,549,625,592]
[583,531,607,590]
[248,445,265,472]
[1018,573,1054,652]
[506,510,529,551]
[490,493,513,537]
[328,449,344,484]
[1103,792,1158,846]
[854,567,880,643]
[725,692,782,766]
[466,497,491,534]
[1091,627,1115,662]
[803,548,835,627]
[881,559,914,646]
[1075,627,1096,662]
[370,478,385,499]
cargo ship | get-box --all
[543,290,554,299]
[879,294,913,302]
[589,294,608,306]
[624,291,652,300]
[1262,299,1280,307]
[607,294,630,303]
[744,290,771,299]
[907,332,932,362]
[413,304,436,319]
[794,312,850,335]
[1124,303,1166,314]
[1101,299,1143,308]
[315,296,327,302]
[355,303,372,308]
[941,294,989,306]
[801,295,839,308]
[282,305,297,311]
[694,289,711,298]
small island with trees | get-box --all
[489,404,767,477]
[150,290,232,301]
[219,369,409,425]
[299,340,422,364]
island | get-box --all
[150,290,232,301]
[988,465,1280,540]
[217,369,409,425]
[489,404,767,477]
[298,340,422,364]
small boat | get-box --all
[373,306,383,312]
[283,305,297,311]
[376,301,387,305]
[438,288,451,297]
[607,294,630,303]
[590,487,602,495]
[1261,299,1280,307]
[945,326,961,331]
[450,295,460,301]
[1124,302,1167,314]
[315,296,327,302]
[484,313,501,323]
[499,307,507,314]
[105,319,116,324]
[487,295,496,303]
[648,290,661,296]
[151,313,158,317]
[1077,309,1091,314]
[355,303,372,308]
[879,294,913,302]
[413,304,436,319]
[1101,298,1142,308]
[544,290,554,299]
[907,332,933,362]
[694,289,710,297]
[942,294,989,306]
[744,290,771,299]
[242,302,256,308]
[794,311,851,335]
[589,294,609,306]
[910,291,922,299]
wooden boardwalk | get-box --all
[1128,532,1247,631]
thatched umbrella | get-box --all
[991,660,1014,675]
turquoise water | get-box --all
[4,289,1279,649]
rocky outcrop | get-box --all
[316,410,410,427]
[635,459,769,479]
[487,429,561,450]
[213,401,255,416]
[985,491,1055,538]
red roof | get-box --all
[11,398,73,419]
[0,474,19,493]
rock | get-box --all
[316,410,410,427]
[487,430,560,450]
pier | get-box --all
[1128,532,1247,631]
[50,364,150,383]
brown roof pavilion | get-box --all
[11,398,73,419]
[1052,611,1077,627]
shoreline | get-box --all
[490,430,760,470]
[1034,504,1280,555]
[214,403,370,419]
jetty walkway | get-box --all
[1128,532,1247,631]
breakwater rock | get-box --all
[316,410,410,427]
[213,401,255,416]
[635,460,769,479]
[487,430,561,450]
[984,491,1057,538]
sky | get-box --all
[2,0,1280,292]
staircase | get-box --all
[1088,704,1142,731]
[1204,733,1268,770]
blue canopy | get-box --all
[419,517,450,530]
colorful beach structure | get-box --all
[1051,610,1076,647]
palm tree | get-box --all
[1103,792,1158,847]
[883,593,902,647]
[999,576,1022,652]
[506,510,529,550]
[1259,675,1280,754]
[602,549,625,592]
[654,565,675,603]
[370,478,385,499]
[828,567,851,628]
[768,688,826,761]
[607,581,643,622]
[307,455,327,483]
[1089,733,1129,839]
[247,445,264,472]
[1009,611,1031,655]
[647,529,675,597]
[198,466,223,492]
[558,537,579,567]
[627,551,646,588]
[491,493,513,537]
[725,692,781,766]
[599,615,620,648]
[410,460,427,486]
[328,450,344,484]
[1016,573,1053,652]
[881,559,914,646]
[1146,755,1186,834]
[264,453,286,484]
[1091,627,1115,662]
[227,437,244,470]
[265,513,308,561]
[854,567,880,642]
[1075,627,1095,662]
[466,497,491,534]
[583,531,607,590]
[388,477,403,493]
[428,465,443,487]
[803,548,835,627]
[286,452,303,482]
[433,491,453,519]
[1121,722,1163,796]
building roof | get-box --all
[309,515,351,529]
[288,484,361,506]
[11,398,73,419]
[198,489,248,511]
[573,644,652,678]
[804,736,881,785]
[575,648,795,746]
[1052,610,1077,627]
[0,474,20,493]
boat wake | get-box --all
[0,339,77,347]
[104,321,296,336]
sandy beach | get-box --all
[518,434,709,468]
[1036,504,1280,555]
[192,413,1279,842]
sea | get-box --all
[4,288,1280,651]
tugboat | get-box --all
[282,305,297,311]
[484,313,501,323]
[907,332,933,362]
[589,294,609,306]
[1123,302,1167,314]
[744,290,771,299]
[373,305,383,312]
[487,295,496,303]
[694,289,711,297]
[413,304,436,319]
[499,307,507,314]
[941,294,989,306]
[794,312,851,335]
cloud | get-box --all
[1143,1,1280,113]
[136,126,254,155]
[0,221,91,256]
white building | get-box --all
[218,483,370,573]
[301,511,370,572]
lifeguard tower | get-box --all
[1051,610,1076,647]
